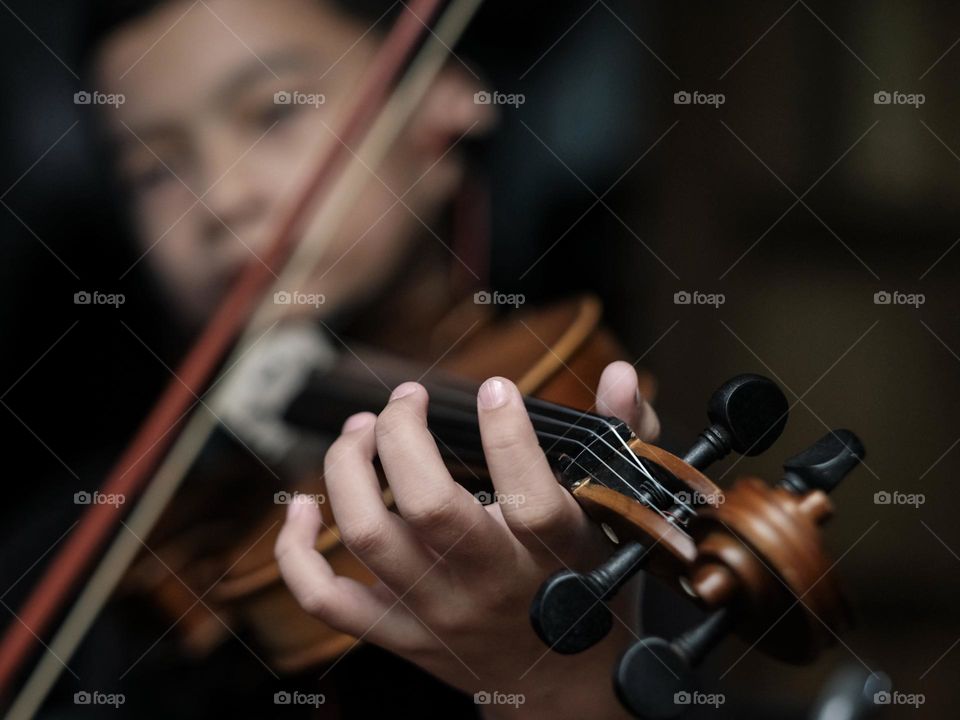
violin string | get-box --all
[376,370,682,505]
[306,366,695,517]
[313,364,691,513]
[422,402,682,525]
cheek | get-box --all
[133,205,223,311]
[133,185,196,247]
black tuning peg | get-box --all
[683,374,789,471]
[781,429,865,496]
[531,375,788,657]
[615,608,733,719]
[530,541,648,654]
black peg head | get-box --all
[708,374,789,456]
[683,374,789,470]
[531,542,648,654]
[530,572,613,654]
[615,609,733,718]
[615,638,695,719]
[782,429,865,496]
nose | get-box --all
[197,132,270,249]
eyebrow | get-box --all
[212,48,321,107]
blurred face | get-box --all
[95,0,491,328]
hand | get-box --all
[276,361,659,718]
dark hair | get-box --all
[82,0,397,65]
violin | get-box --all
[126,294,863,719]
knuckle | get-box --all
[299,586,331,618]
[340,517,390,556]
[510,499,572,540]
[401,491,465,532]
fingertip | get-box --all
[597,361,639,416]
[389,381,425,402]
[286,493,321,525]
[608,360,639,389]
[342,412,376,433]
[478,376,516,410]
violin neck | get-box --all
[282,355,634,479]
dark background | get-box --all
[0,1,958,718]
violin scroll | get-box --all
[529,374,789,655]
[613,429,865,718]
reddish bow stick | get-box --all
[0,0,449,698]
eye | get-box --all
[247,97,301,131]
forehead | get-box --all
[95,0,363,113]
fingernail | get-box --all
[342,412,374,433]
[389,382,419,401]
[478,377,509,409]
[287,496,304,519]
